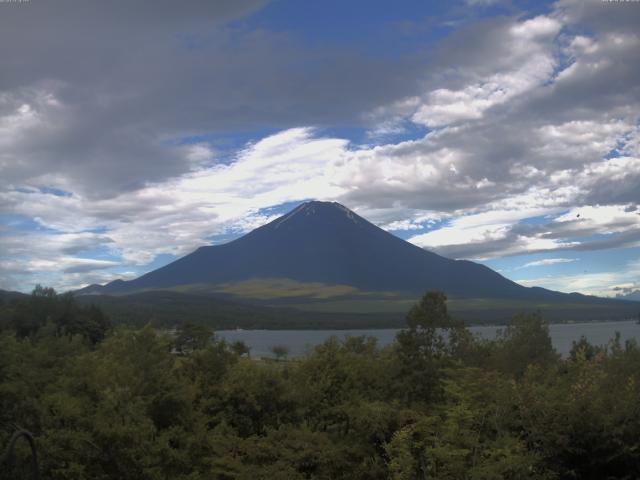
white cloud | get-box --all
[516,263,640,297]
[384,220,425,231]
[534,120,631,167]
[519,258,578,268]
[515,256,640,297]
[0,257,119,274]
[509,16,561,40]
[407,203,568,258]
[554,205,640,234]
[516,272,619,296]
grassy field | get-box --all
[214,278,361,300]
[168,278,402,301]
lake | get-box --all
[218,320,640,358]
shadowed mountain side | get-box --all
[0,289,28,302]
[74,291,405,330]
[71,290,640,328]
[81,201,624,305]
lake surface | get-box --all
[218,320,640,358]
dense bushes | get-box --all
[1,289,640,479]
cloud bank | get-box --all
[1,0,639,296]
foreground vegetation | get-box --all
[1,288,640,479]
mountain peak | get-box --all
[296,200,353,213]
[270,200,361,230]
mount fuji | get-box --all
[80,201,610,306]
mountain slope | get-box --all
[75,290,404,329]
[83,201,612,304]
[0,289,28,302]
[617,290,640,302]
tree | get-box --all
[496,312,558,378]
[55,297,111,345]
[393,291,451,404]
[231,339,251,357]
[569,336,602,362]
[406,291,451,331]
[174,321,213,354]
[271,344,289,361]
[220,360,292,436]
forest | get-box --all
[1,287,640,479]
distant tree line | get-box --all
[0,285,110,343]
[1,288,640,478]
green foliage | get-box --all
[174,321,214,354]
[569,335,604,361]
[230,340,251,357]
[270,344,289,361]
[386,368,549,480]
[393,291,452,404]
[1,288,640,478]
[495,312,558,378]
[0,285,111,344]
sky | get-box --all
[1,0,639,297]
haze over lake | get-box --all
[218,320,640,358]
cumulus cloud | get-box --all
[412,16,562,127]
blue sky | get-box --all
[0,0,639,297]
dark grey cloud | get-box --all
[0,0,269,90]
[558,0,640,34]
[581,172,640,207]
[0,0,430,198]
